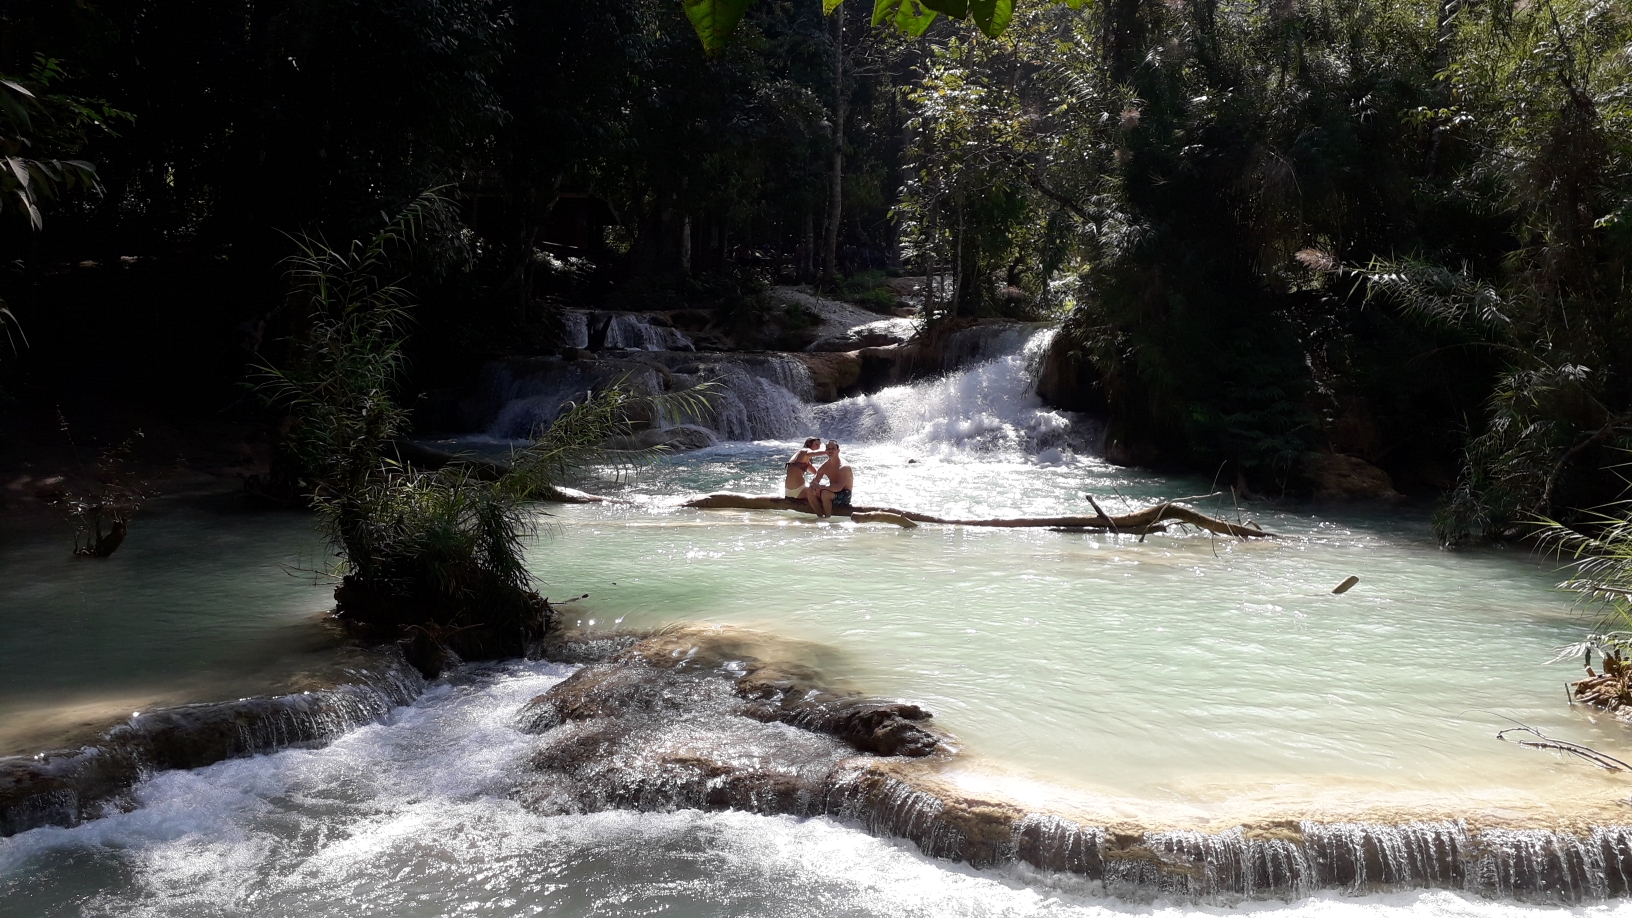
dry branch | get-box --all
[681,492,1278,538]
[1496,724,1632,772]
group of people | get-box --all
[784,438,853,519]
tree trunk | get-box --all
[680,214,692,275]
[682,492,1277,539]
[822,9,846,288]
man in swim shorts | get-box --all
[809,440,853,519]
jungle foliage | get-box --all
[260,194,705,674]
[2,0,1630,545]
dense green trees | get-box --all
[878,0,1632,535]
[3,0,1630,543]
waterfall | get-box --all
[688,356,814,441]
[935,322,1038,371]
[478,359,667,439]
[0,651,426,837]
[812,327,1091,459]
[469,324,1088,452]
[474,353,813,443]
[561,310,590,349]
[595,312,694,351]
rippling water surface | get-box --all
[7,330,1632,914]
[7,659,1631,917]
[0,499,335,753]
[535,443,1628,825]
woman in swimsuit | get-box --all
[784,437,822,499]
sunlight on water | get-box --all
[8,659,1632,917]
[8,329,1632,914]
[0,498,336,753]
[532,441,1632,826]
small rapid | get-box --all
[11,658,1632,915]
[12,323,1632,913]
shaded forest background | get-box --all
[2,0,1629,543]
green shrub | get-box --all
[261,194,707,675]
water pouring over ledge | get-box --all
[8,327,1632,912]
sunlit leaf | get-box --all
[872,0,939,36]
[970,0,1013,36]
[823,0,845,12]
[682,0,755,54]
[4,157,29,189]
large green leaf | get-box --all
[871,0,939,36]
[683,0,756,54]
[919,0,970,17]
[969,0,1013,36]
[823,0,845,12]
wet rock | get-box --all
[1035,331,1106,414]
[534,630,643,664]
[790,351,863,402]
[1300,452,1403,500]
[805,319,913,353]
[518,627,943,759]
[604,424,717,453]
[515,661,735,734]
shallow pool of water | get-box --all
[530,442,1630,827]
[6,329,1632,914]
[0,496,338,753]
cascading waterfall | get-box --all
[479,360,666,439]
[597,313,694,351]
[688,357,814,441]
[472,352,815,442]
[812,327,1091,458]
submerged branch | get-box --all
[681,492,1278,538]
[1496,724,1632,772]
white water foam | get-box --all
[812,327,1091,460]
[6,658,1631,916]
[600,312,694,351]
[693,357,815,441]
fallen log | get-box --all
[681,492,1277,538]
[851,510,918,528]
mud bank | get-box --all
[519,626,1632,903]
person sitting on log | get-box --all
[784,437,822,500]
[807,440,853,519]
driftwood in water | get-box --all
[682,492,1277,538]
[1573,651,1632,712]
[1496,723,1632,772]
